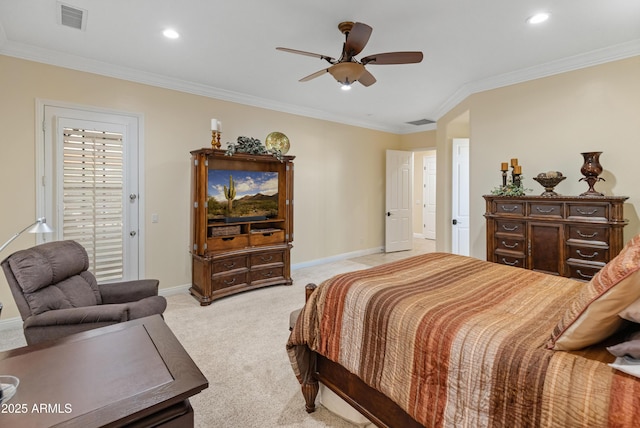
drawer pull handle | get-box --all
[577,230,598,238]
[223,261,236,269]
[576,269,594,279]
[535,207,555,213]
[262,270,275,278]
[500,205,518,212]
[502,224,519,231]
[262,232,274,237]
[502,258,519,266]
[577,208,598,215]
[501,241,519,249]
[223,277,237,285]
[260,255,274,262]
[222,237,235,241]
[576,250,598,259]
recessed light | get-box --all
[163,29,180,39]
[527,12,550,24]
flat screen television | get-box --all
[207,169,279,223]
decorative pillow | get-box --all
[619,297,640,323]
[547,234,640,351]
[607,339,640,359]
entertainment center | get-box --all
[189,148,294,305]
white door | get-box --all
[40,104,142,282]
[451,139,470,256]
[422,154,437,240]
[385,150,413,252]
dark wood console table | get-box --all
[0,315,208,427]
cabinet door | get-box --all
[528,223,563,276]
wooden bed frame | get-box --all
[300,284,423,428]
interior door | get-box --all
[451,138,470,256]
[385,150,413,252]
[422,154,437,240]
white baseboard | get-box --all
[413,232,425,239]
[291,246,383,271]
[0,316,22,332]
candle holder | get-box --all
[211,131,221,149]
[501,170,508,187]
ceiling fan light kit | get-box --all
[277,21,423,89]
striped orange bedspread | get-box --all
[287,253,640,427]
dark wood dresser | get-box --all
[483,195,628,280]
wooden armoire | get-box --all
[189,149,294,305]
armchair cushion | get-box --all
[99,279,160,304]
[8,240,89,293]
[23,304,131,328]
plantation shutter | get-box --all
[62,127,124,282]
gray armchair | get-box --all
[1,240,166,345]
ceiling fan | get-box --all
[276,21,423,90]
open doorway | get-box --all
[412,149,437,241]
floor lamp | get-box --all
[0,217,54,254]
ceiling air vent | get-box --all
[406,118,435,126]
[57,2,87,31]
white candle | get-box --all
[217,121,222,133]
[211,119,218,131]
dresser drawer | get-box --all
[493,201,525,216]
[495,253,526,268]
[212,270,249,291]
[249,229,285,246]
[495,237,525,253]
[566,225,609,245]
[567,203,609,221]
[529,202,563,218]
[212,255,248,273]
[208,234,249,251]
[566,245,608,264]
[566,263,602,282]
[251,251,285,267]
[251,265,285,283]
[495,220,526,237]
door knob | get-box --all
[130,231,137,237]
[452,219,458,225]
[387,212,391,216]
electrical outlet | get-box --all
[152,213,159,223]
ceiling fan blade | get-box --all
[276,47,335,64]
[299,68,329,82]
[344,22,372,57]
[357,69,376,87]
[361,51,423,65]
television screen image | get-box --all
[207,169,279,222]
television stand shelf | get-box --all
[190,149,294,306]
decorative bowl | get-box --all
[0,375,19,403]
[533,173,566,197]
[265,132,290,154]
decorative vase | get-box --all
[579,151,604,197]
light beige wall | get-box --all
[0,55,400,319]
[436,56,640,258]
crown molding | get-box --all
[432,38,640,121]
[3,38,639,135]
[0,41,405,134]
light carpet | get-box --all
[164,259,372,428]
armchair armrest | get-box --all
[99,279,160,304]
[23,304,130,328]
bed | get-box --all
[287,241,640,427]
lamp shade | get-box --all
[0,217,54,253]
[328,62,365,85]
[28,219,54,234]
